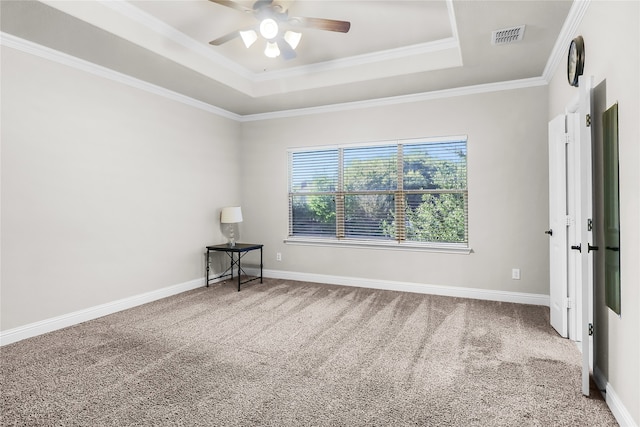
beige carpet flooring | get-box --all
[1,278,617,426]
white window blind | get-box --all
[289,149,338,237]
[288,138,468,246]
[343,145,397,239]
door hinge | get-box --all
[586,114,592,127]
[588,323,594,336]
[566,215,574,226]
[566,298,573,309]
[587,218,593,231]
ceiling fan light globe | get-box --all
[284,31,302,50]
[259,18,279,40]
[264,41,280,58]
[239,30,258,48]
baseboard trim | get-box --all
[594,367,638,427]
[246,268,550,306]
[0,278,205,346]
[1,270,550,347]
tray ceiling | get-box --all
[0,0,574,116]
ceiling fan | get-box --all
[208,0,351,60]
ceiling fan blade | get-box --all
[289,16,351,33]
[209,30,241,46]
[208,0,253,14]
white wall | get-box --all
[240,86,550,296]
[1,46,241,331]
[548,1,639,425]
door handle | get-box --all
[605,246,620,252]
[544,229,553,236]
[571,244,582,252]
[588,244,599,252]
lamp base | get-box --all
[228,225,236,247]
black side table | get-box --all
[205,243,263,291]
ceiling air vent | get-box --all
[491,25,526,45]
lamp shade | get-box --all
[239,30,258,48]
[284,31,302,49]
[264,41,280,58]
[220,207,243,223]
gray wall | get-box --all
[548,1,639,424]
[1,46,241,330]
[240,86,550,295]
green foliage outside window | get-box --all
[289,139,468,245]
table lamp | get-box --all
[220,206,243,246]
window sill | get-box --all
[283,237,472,254]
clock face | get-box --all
[567,36,584,87]
[568,43,577,81]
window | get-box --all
[288,137,468,248]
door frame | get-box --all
[566,76,594,396]
[577,75,594,396]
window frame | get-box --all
[286,136,470,254]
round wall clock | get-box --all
[567,36,585,87]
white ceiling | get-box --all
[134,0,456,71]
[1,0,574,117]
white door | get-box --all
[549,76,594,397]
[548,115,569,338]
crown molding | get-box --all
[240,77,548,122]
[3,0,583,122]
[253,38,461,83]
[98,0,254,81]
[2,32,546,123]
[0,32,241,121]
[103,0,462,88]
[39,0,255,96]
[542,0,591,82]
[98,0,463,96]
[445,0,460,44]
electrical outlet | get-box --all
[512,268,521,280]
[276,252,282,261]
